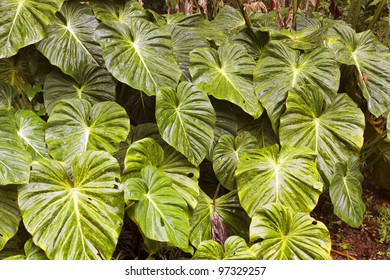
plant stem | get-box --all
[235,0,251,28]
[368,0,387,30]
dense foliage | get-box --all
[0,0,389,260]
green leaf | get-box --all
[279,86,365,185]
[0,82,19,111]
[254,41,340,130]
[326,24,390,117]
[0,55,32,88]
[14,110,49,160]
[18,151,123,259]
[124,138,199,209]
[46,99,130,163]
[236,144,322,217]
[156,81,216,166]
[388,112,390,140]
[0,186,21,251]
[43,66,116,114]
[232,27,269,60]
[89,0,148,23]
[250,203,331,260]
[0,110,30,185]
[190,43,263,118]
[189,190,250,248]
[36,1,103,78]
[4,239,48,260]
[0,0,64,58]
[329,157,365,228]
[95,17,181,96]
[124,166,189,250]
[372,142,390,190]
[210,5,245,39]
[212,132,258,190]
[193,236,256,260]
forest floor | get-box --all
[314,174,390,260]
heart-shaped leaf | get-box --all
[329,156,365,228]
[124,166,189,250]
[326,24,390,117]
[0,186,21,251]
[236,144,322,217]
[43,66,116,115]
[189,190,250,248]
[14,110,49,160]
[89,0,148,23]
[250,203,331,260]
[279,85,365,185]
[4,239,48,260]
[46,99,130,163]
[190,43,263,118]
[96,17,181,96]
[192,236,256,260]
[0,110,30,185]
[156,81,216,166]
[0,0,64,58]
[18,151,123,260]
[212,132,258,190]
[124,138,199,209]
[36,1,103,78]
[254,41,340,130]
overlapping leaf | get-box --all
[18,151,123,260]
[0,83,19,110]
[43,66,116,114]
[0,110,30,185]
[326,24,390,117]
[236,144,322,217]
[46,99,130,163]
[0,0,64,58]
[124,166,189,250]
[329,157,365,228]
[124,138,199,209]
[95,17,181,96]
[254,41,339,130]
[189,190,250,248]
[89,0,148,23]
[212,132,258,190]
[156,81,216,166]
[190,43,263,118]
[250,203,331,260]
[279,86,365,185]
[0,186,21,251]
[36,1,103,78]
[4,239,48,260]
[192,236,256,260]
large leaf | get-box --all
[4,239,48,260]
[89,0,148,23]
[43,66,116,114]
[124,166,189,250]
[326,24,390,117]
[14,110,49,160]
[189,190,250,248]
[18,151,123,260]
[46,99,130,163]
[250,203,331,260]
[0,186,21,251]
[124,138,199,209]
[156,81,216,166]
[329,157,365,228]
[95,17,181,96]
[36,1,103,78]
[236,144,322,217]
[254,41,340,130]
[212,132,258,190]
[192,236,256,260]
[210,5,245,39]
[0,0,64,58]
[190,43,263,118]
[279,86,365,185]
[0,110,30,185]
[232,27,269,60]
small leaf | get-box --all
[0,83,19,111]
[193,236,256,260]
[250,203,331,260]
[156,81,216,166]
[4,239,48,260]
[0,186,21,251]
[124,166,190,250]
[190,43,263,118]
[46,99,130,163]
[329,157,365,228]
